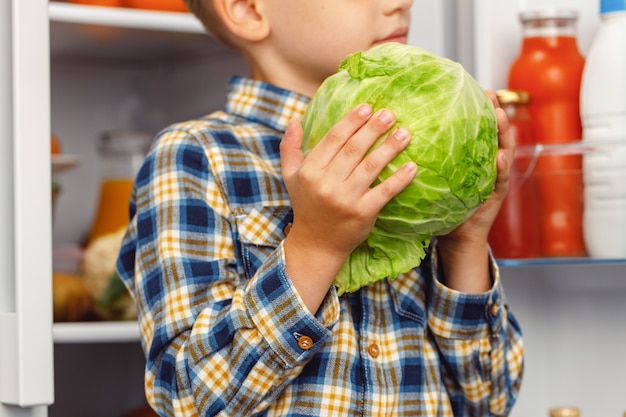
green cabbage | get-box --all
[301,43,498,294]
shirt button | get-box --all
[283,223,293,236]
[491,303,499,317]
[367,343,380,358]
[297,335,313,350]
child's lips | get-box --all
[376,35,407,45]
[374,28,408,45]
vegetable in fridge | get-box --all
[301,42,498,294]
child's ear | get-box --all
[213,0,270,42]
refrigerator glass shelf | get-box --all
[51,154,79,173]
[498,257,626,268]
[53,321,140,344]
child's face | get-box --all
[264,0,413,93]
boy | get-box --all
[116,0,524,415]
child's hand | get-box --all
[280,105,416,311]
[436,90,516,292]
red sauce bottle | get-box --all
[489,90,541,259]
[508,9,587,257]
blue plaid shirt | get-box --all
[117,76,523,416]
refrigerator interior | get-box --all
[469,1,626,416]
[45,1,626,417]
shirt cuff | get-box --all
[244,242,340,366]
[427,244,504,340]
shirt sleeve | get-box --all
[116,127,340,416]
[426,243,524,417]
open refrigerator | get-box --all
[1,1,625,416]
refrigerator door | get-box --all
[0,0,54,415]
[468,2,609,417]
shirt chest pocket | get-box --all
[234,206,293,279]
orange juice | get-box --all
[87,178,134,245]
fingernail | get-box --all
[358,104,372,117]
[379,110,393,124]
[403,161,417,175]
[393,127,409,141]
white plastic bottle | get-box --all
[580,0,626,258]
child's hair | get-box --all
[184,0,236,48]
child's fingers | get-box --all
[488,89,516,170]
[350,126,412,190]
[495,107,515,157]
[304,104,375,168]
[486,89,499,109]
[493,149,510,199]
[493,107,515,199]
[484,89,515,203]
[367,160,417,212]
[352,125,416,211]
[328,109,398,180]
[280,118,305,179]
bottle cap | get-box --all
[601,0,626,14]
[549,407,581,417]
[519,9,578,23]
[495,89,531,105]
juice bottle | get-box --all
[508,9,587,257]
[87,178,135,244]
[87,130,152,245]
[488,90,541,259]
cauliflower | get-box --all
[79,227,137,321]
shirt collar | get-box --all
[225,76,310,133]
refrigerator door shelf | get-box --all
[53,321,140,344]
[48,1,233,64]
[48,1,202,33]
